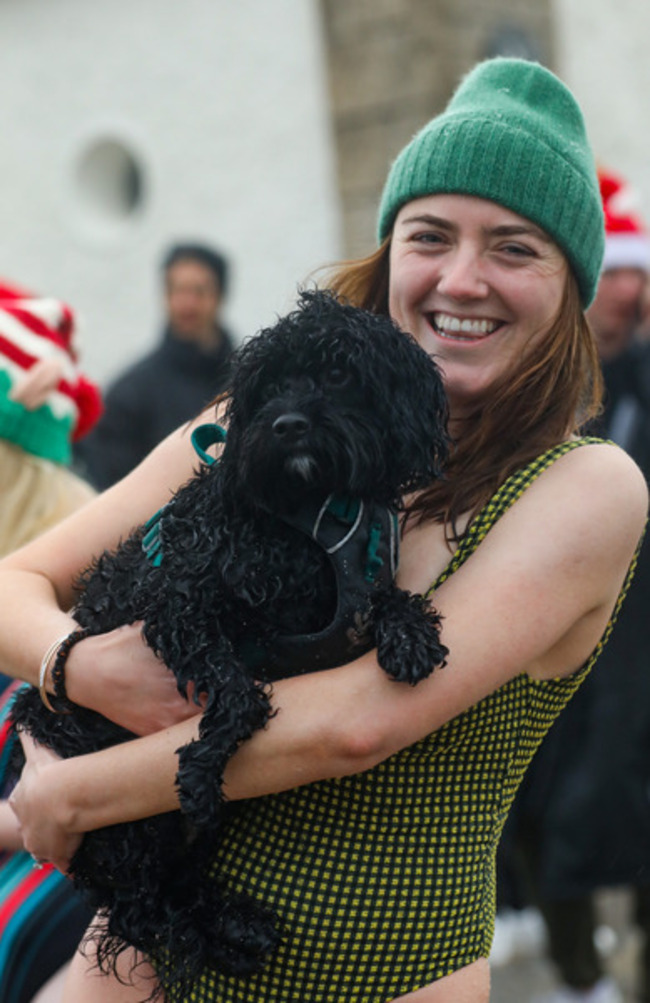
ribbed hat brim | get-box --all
[379,115,604,306]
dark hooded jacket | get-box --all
[75,326,234,490]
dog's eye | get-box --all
[325,366,350,387]
[259,380,281,403]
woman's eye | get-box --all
[500,242,536,258]
[413,231,446,245]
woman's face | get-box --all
[388,194,568,419]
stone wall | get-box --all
[320,0,556,256]
[554,0,650,222]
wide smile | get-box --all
[428,312,503,342]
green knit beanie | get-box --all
[377,57,604,306]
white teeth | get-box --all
[432,313,499,336]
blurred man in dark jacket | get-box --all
[77,243,234,489]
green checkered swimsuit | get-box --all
[159,439,637,1002]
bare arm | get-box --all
[9,443,647,871]
[0,411,219,733]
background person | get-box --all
[514,167,650,1003]
[0,281,101,554]
[1,59,647,1003]
[76,242,235,490]
[0,282,100,1003]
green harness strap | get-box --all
[141,423,227,567]
[141,422,398,591]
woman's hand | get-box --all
[9,732,81,872]
[65,622,203,736]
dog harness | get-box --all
[261,493,399,674]
[144,422,400,674]
[156,438,639,1003]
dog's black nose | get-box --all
[272,412,310,442]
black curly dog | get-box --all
[11,289,449,998]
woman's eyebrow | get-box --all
[489,224,552,242]
[399,213,454,230]
[398,215,550,242]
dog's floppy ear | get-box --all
[219,327,286,464]
[361,318,450,495]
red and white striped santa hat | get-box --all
[599,167,650,273]
[0,279,102,464]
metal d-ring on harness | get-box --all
[313,495,364,555]
[275,490,400,672]
[311,495,398,581]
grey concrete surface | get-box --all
[491,890,642,1003]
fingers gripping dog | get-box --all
[10,290,449,998]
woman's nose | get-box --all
[436,247,488,300]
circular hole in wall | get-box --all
[76,137,145,223]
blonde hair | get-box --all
[0,441,95,558]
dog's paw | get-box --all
[209,894,283,975]
[373,588,448,685]
[177,679,272,830]
[157,886,282,995]
[177,738,228,830]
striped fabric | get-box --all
[0,295,101,430]
[0,282,102,463]
[0,681,92,1003]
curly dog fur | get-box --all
[10,289,449,999]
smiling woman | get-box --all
[0,58,646,1003]
[330,227,598,535]
[388,196,568,423]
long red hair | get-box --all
[321,240,603,536]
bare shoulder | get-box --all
[402,442,647,597]
[404,441,648,693]
[480,441,647,585]
[438,440,646,635]
[465,440,646,558]
[531,441,647,538]
[556,438,646,491]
